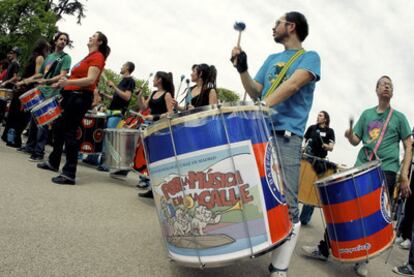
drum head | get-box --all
[315,160,380,187]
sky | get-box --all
[57,0,414,166]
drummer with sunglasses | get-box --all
[302,75,412,276]
[231,11,320,277]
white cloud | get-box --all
[57,0,414,166]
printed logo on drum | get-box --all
[380,185,392,224]
[93,129,104,142]
[76,127,82,140]
[82,118,95,128]
[264,141,285,205]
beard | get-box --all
[274,30,289,43]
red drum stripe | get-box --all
[329,224,394,261]
[322,188,381,224]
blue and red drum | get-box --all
[76,112,106,153]
[142,103,292,267]
[19,88,45,111]
[315,160,394,262]
[31,97,61,126]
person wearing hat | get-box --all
[0,46,20,124]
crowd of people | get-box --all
[0,10,413,277]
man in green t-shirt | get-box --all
[18,32,72,161]
[302,76,412,277]
[345,75,412,199]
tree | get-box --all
[96,69,152,111]
[0,0,58,62]
[0,0,87,69]
[217,87,240,103]
[45,0,86,24]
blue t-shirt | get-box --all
[255,50,321,136]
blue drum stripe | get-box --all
[318,168,383,205]
[326,210,389,242]
[145,112,272,163]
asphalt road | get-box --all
[0,137,408,277]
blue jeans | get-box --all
[300,205,315,225]
[274,134,302,223]
[25,118,49,156]
[410,218,414,265]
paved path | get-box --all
[0,138,407,277]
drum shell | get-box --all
[298,155,336,206]
[77,113,106,153]
[315,161,394,262]
[104,129,141,170]
[0,88,13,101]
[31,97,61,126]
[143,104,292,267]
[19,88,44,111]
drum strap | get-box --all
[365,107,394,161]
[263,49,305,99]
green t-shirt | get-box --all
[354,106,411,172]
[38,52,71,98]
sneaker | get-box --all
[301,245,328,261]
[138,190,153,199]
[136,179,150,189]
[17,147,33,155]
[37,161,58,172]
[269,263,287,277]
[393,264,414,276]
[354,262,368,277]
[110,170,129,180]
[52,175,75,185]
[396,236,404,244]
[97,164,109,172]
[400,239,411,250]
[29,154,44,162]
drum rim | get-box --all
[85,112,107,118]
[31,96,57,111]
[0,88,13,92]
[19,88,40,99]
[104,128,141,133]
[315,160,381,187]
[143,101,272,138]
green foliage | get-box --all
[97,69,152,111]
[0,0,58,62]
[217,87,240,103]
[0,0,86,72]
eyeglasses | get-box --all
[275,20,293,27]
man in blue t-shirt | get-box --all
[231,11,320,277]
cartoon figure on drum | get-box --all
[18,32,71,162]
[231,11,321,277]
[299,111,335,225]
[37,31,110,185]
[176,63,218,110]
[136,71,175,198]
[302,76,412,276]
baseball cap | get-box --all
[10,46,21,56]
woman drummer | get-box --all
[37,31,110,185]
[136,71,175,198]
[178,64,218,110]
[2,38,50,147]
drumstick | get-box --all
[135,73,153,96]
[233,22,246,66]
[128,109,145,119]
[349,116,354,131]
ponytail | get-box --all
[96,31,110,60]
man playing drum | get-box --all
[0,47,20,124]
[231,11,321,277]
[302,75,412,276]
[300,111,335,225]
[17,32,72,160]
